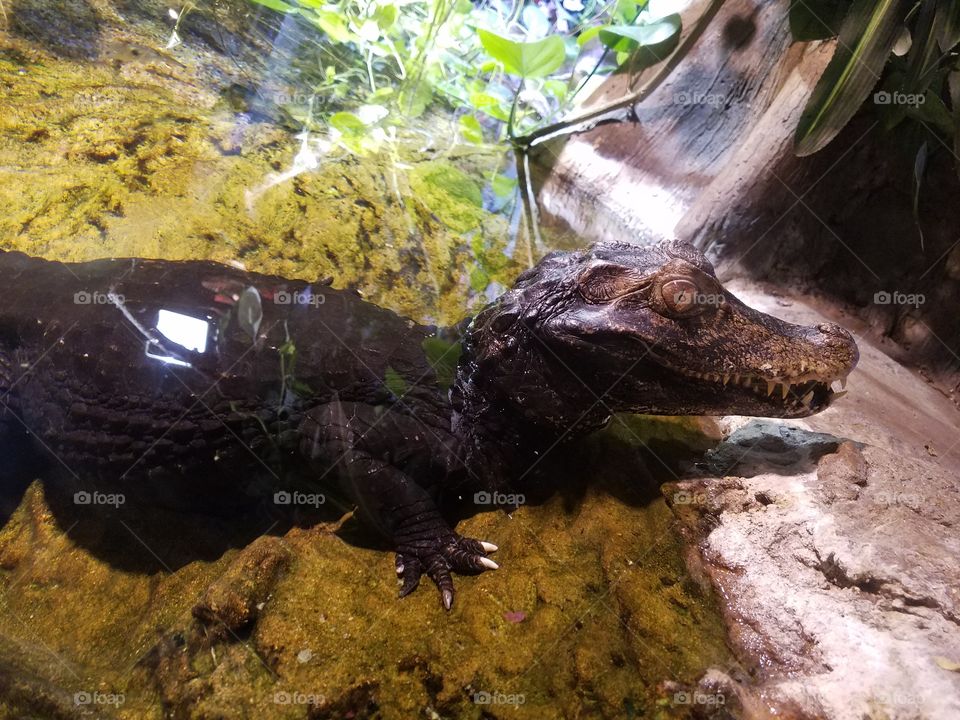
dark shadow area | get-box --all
[10,0,101,60]
[443,415,722,530]
[0,412,730,577]
[708,112,960,384]
[722,11,757,50]
[32,466,348,574]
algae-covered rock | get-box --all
[0,425,733,720]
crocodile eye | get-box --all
[578,263,647,303]
[661,279,700,314]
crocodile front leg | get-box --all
[299,400,498,610]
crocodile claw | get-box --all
[395,534,499,610]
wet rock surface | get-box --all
[666,281,960,720]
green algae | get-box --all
[0,33,513,327]
[0,8,734,720]
[407,162,485,234]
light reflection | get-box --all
[145,309,210,367]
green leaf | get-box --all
[491,173,518,197]
[468,91,511,121]
[421,336,462,390]
[912,140,927,248]
[789,0,851,40]
[598,15,682,52]
[612,0,642,24]
[249,0,296,13]
[459,115,484,143]
[906,90,954,136]
[949,70,960,178]
[577,25,604,46]
[309,10,353,43]
[237,286,262,342]
[374,4,397,30]
[542,78,568,101]
[383,367,408,397]
[904,0,940,93]
[478,30,566,79]
[936,0,960,51]
[329,111,366,134]
[794,0,908,157]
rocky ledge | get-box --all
[666,281,960,720]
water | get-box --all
[0,2,732,717]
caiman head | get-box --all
[459,240,858,429]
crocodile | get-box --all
[0,240,858,609]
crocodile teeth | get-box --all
[480,542,499,553]
[479,557,499,570]
[766,381,776,397]
[722,374,731,387]
[840,377,847,390]
[780,383,789,400]
[801,390,815,406]
[831,390,848,401]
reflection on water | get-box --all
[0,2,731,718]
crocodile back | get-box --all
[0,252,452,486]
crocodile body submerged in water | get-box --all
[0,241,858,609]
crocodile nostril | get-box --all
[813,323,858,361]
[816,322,852,341]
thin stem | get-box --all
[507,78,524,139]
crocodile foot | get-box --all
[395,534,499,610]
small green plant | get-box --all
[242,0,681,147]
